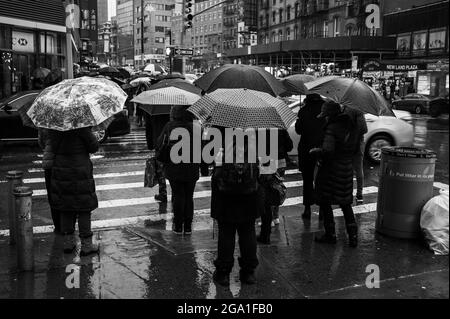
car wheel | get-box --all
[414,105,422,114]
[366,135,394,164]
[93,130,107,143]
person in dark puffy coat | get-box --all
[48,128,99,255]
[156,105,200,235]
[310,101,359,248]
[295,93,326,219]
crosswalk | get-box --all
[0,128,448,237]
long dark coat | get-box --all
[295,99,326,171]
[48,128,99,212]
[314,113,357,206]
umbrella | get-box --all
[194,64,287,97]
[132,87,201,116]
[306,77,393,116]
[188,88,297,130]
[117,67,132,79]
[23,76,127,131]
[44,69,65,86]
[149,79,202,95]
[32,67,51,80]
[280,75,310,97]
[99,66,121,76]
[129,76,152,87]
[160,72,185,80]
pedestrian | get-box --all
[135,84,147,126]
[295,93,326,219]
[310,101,359,247]
[156,105,200,235]
[211,128,263,286]
[144,112,170,203]
[48,128,100,255]
[344,107,368,204]
[38,128,60,233]
[257,129,293,245]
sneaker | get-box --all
[314,233,337,244]
[172,224,183,235]
[239,271,256,285]
[273,218,280,225]
[154,194,168,203]
[213,270,230,286]
[184,224,192,235]
[356,196,364,205]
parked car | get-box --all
[287,101,414,164]
[392,93,430,114]
[0,90,130,143]
[429,95,449,117]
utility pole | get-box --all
[140,0,145,68]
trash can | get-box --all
[376,147,437,239]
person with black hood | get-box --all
[156,105,200,235]
[310,101,359,248]
[295,94,326,219]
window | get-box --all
[286,6,291,20]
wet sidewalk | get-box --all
[0,207,448,299]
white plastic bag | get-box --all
[420,189,449,255]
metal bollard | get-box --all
[6,170,23,245]
[13,186,34,272]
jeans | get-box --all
[169,180,197,228]
[320,204,356,233]
[61,211,93,238]
[214,220,258,274]
[353,142,365,199]
[44,169,61,232]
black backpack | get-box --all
[214,162,259,195]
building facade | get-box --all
[115,0,135,66]
[0,0,68,99]
[133,0,175,67]
[97,0,109,27]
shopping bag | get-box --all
[144,156,158,188]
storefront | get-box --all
[0,0,67,99]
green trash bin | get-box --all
[376,147,437,239]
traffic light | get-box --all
[184,0,194,30]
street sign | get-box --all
[174,48,194,56]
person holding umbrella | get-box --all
[309,101,359,248]
[295,93,326,220]
[24,77,127,255]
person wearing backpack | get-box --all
[156,105,200,235]
[210,127,263,286]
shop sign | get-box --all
[362,60,382,71]
[386,64,421,71]
[12,31,35,53]
[417,75,431,95]
[427,62,449,72]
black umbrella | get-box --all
[99,66,121,76]
[117,67,132,79]
[279,74,310,97]
[149,79,202,95]
[194,64,286,97]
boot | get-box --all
[239,270,256,285]
[80,236,99,256]
[213,270,230,286]
[302,205,311,220]
[314,224,337,244]
[347,223,358,248]
[63,234,76,254]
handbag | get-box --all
[144,156,158,188]
[269,173,287,206]
[155,133,171,164]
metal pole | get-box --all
[14,186,34,272]
[141,0,145,68]
[6,171,23,245]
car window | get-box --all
[8,93,39,110]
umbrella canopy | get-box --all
[149,78,202,95]
[132,87,201,116]
[25,77,127,131]
[306,77,393,116]
[117,67,132,79]
[129,76,152,87]
[99,66,121,76]
[280,75,310,97]
[194,64,287,97]
[188,88,297,130]
[33,67,51,79]
[44,69,65,86]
